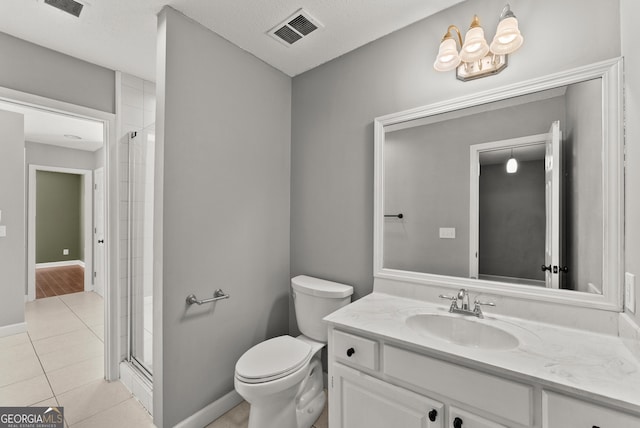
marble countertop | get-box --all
[324,292,640,413]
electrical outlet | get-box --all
[625,272,636,313]
[63,248,69,256]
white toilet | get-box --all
[234,275,353,428]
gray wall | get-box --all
[155,8,291,428]
[0,31,115,113]
[383,97,563,277]
[0,109,25,329]
[480,160,545,281]
[36,171,82,263]
[621,1,640,323]
[564,80,603,293]
[290,0,621,330]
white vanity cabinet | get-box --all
[332,363,444,428]
[329,329,522,428]
[328,326,640,428]
[542,391,640,428]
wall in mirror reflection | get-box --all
[383,79,603,294]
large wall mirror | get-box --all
[374,59,624,311]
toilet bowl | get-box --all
[234,275,353,428]
[234,335,325,428]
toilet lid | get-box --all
[235,336,312,383]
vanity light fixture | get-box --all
[434,4,523,81]
[506,148,518,174]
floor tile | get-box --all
[205,401,249,428]
[32,328,100,356]
[0,342,44,388]
[31,397,59,407]
[0,332,30,350]
[59,292,103,309]
[38,337,103,373]
[47,355,104,396]
[25,296,68,316]
[56,379,131,425]
[69,398,153,428]
[68,303,104,326]
[88,324,104,342]
[26,311,87,341]
[0,374,54,406]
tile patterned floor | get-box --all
[0,292,153,427]
[3,291,328,428]
[206,394,329,428]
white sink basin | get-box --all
[406,313,519,350]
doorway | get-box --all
[0,87,118,381]
[28,166,94,300]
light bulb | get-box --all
[506,156,518,173]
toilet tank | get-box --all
[292,275,353,342]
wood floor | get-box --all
[36,265,84,298]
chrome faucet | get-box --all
[439,289,495,318]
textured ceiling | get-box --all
[0,0,464,81]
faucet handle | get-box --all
[473,298,495,307]
[438,294,457,301]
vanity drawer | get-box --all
[333,330,379,372]
[383,345,532,427]
[449,407,508,428]
[542,391,640,428]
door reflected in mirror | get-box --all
[383,79,603,294]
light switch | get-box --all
[439,227,456,239]
[0,225,6,238]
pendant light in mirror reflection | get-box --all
[433,4,523,81]
[506,148,518,173]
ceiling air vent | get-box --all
[268,9,323,46]
[44,0,84,17]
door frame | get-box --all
[28,165,93,299]
[469,133,550,281]
[0,85,119,381]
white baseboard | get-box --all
[619,312,640,340]
[36,260,84,269]
[174,389,243,428]
[0,322,27,338]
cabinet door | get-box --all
[543,391,640,428]
[332,363,444,428]
[449,407,508,428]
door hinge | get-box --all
[94,184,97,190]
[331,376,334,389]
[94,271,97,278]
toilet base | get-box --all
[239,357,325,428]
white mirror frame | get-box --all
[374,58,624,311]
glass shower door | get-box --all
[128,125,155,377]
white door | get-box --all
[93,167,105,297]
[544,121,562,289]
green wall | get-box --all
[36,171,83,263]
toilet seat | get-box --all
[235,336,312,384]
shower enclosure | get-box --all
[127,125,155,378]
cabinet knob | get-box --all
[428,409,438,422]
[453,417,463,428]
[346,347,355,357]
